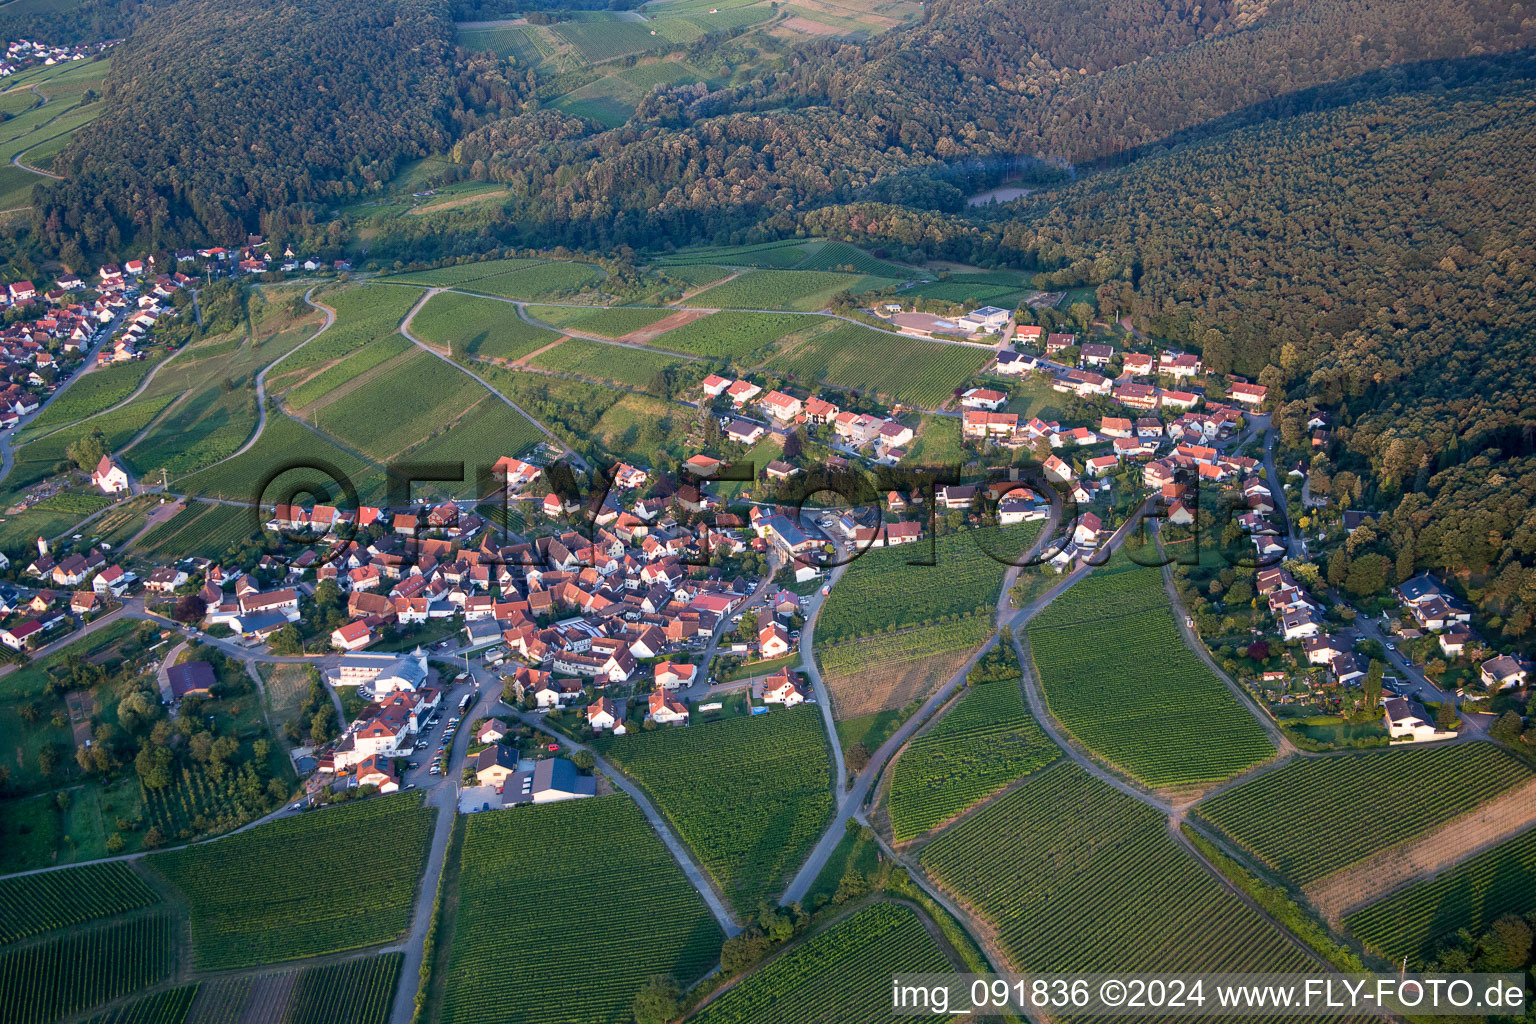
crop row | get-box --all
[19,357,159,442]
[644,310,814,361]
[693,902,954,1024]
[920,763,1313,975]
[441,796,722,1024]
[656,239,811,269]
[1344,824,1536,964]
[455,261,605,301]
[0,862,160,945]
[818,616,994,679]
[527,304,672,338]
[0,914,179,1024]
[276,285,421,379]
[318,350,486,463]
[596,706,833,916]
[796,240,914,279]
[1196,741,1533,885]
[529,336,687,387]
[413,292,557,362]
[404,401,546,490]
[175,412,383,505]
[384,258,544,288]
[817,526,1037,645]
[1027,556,1274,788]
[149,792,435,970]
[688,269,884,312]
[282,953,402,1024]
[780,322,990,408]
[82,985,198,1024]
[888,673,1059,841]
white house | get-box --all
[90,456,130,495]
[1383,697,1451,743]
[648,690,690,725]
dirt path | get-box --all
[1306,775,1536,925]
[619,307,710,343]
[511,334,571,366]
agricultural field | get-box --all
[898,270,1035,308]
[692,901,957,1024]
[779,322,991,408]
[267,284,421,388]
[596,706,833,915]
[82,985,198,1024]
[400,398,547,484]
[280,954,402,1024]
[418,261,607,301]
[887,672,1058,842]
[456,23,549,61]
[819,617,994,723]
[654,239,815,269]
[1026,555,1275,788]
[175,409,384,505]
[818,527,1033,646]
[552,18,667,63]
[661,263,732,288]
[381,258,544,288]
[134,500,261,560]
[411,291,558,362]
[643,310,817,361]
[7,394,174,492]
[440,796,722,1024]
[1343,825,1536,964]
[920,763,1316,975]
[0,914,179,1024]
[688,269,888,311]
[149,793,435,969]
[528,335,690,387]
[0,862,160,945]
[794,240,918,279]
[526,304,674,338]
[1195,742,1533,886]
[315,349,488,463]
[17,355,166,443]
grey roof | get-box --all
[166,660,216,698]
[532,757,596,797]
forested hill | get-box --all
[34,0,461,258]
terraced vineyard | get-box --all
[920,763,1314,975]
[1195,742,1533,886]
[0,914,179,1024]
[596,706,833,915]
[692,901,956,1024]
[441,796,722,1024]
[643,310,816,360]
[1343,825,1536,964]
[888,671,1059,842]
[1026,555,1274,787]
[781,322,991,409]
[0,862,160,945]
[412,291,558,361]
[149,793,435,969]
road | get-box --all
[398,287,589,472]
[1256,414,1305,560]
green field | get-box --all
[0,862,160,945]
[81,985,198,1024]
[315,349,488,463]
[692,901,956,1024]
[596,706,833,915]
[644,310,817,361]
[7,394,174,491]
[921,763,1316,975]
[134,501,261,560]
[780,322,991,408]
[1026,555,1275,788]
[688,269,888,311]
[149,793,435,970]
[818,527,1032,645]
[1195,742,1533,886]
[174,409,385,504]
[1343,825,1536,964]
[272,284,421,383]
[449,261,605,300]
[18,357,164,443]
[0,914,178,1024]
[528,335,689,387]
[656,239,814,269]
[526,304,674,338]
[381,258,544,287]
[411,290,558,362]
[441,796,723,1024]
[401,397,548,481]
[887,670,1058,842]
[794,240,918,279]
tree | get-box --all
[1489,711,1523,745]
[66,430,107,473]
[1363,658,1383,710]
[1435,700,1459,731]
[632,976,680,1024]
[268,625,303,655]
[173,594,207,624]
[573,749,595,771]
[1473,915,1533,972]
[846,742,870,772]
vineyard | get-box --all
[270,285,421,382]
[552,19,663,62]
[1194,742,1534,886]
[140,759,280,841]
[0,914,179,1024]
[817,527,1035,645]
[525,304,673,338]
[149,793,435,969]
[920,763,1314,975]
[692,902,955,1024]
[656,240,813,269]
[174,411,384,505]
[280,953,402,1024]
[1026,556,1274,788]
[794,240,917,279]
[9,395,174,491]
[135,502,260,560]
[383,258,544,287]
[0,862,159,945]
[687,269,886,312]
[642,310,815,361]
[401,399,546,482]
[887,672,1059,842]
[317,350,488,463]
[412,291,558,362]
[779,322,991,409]
[281,335,412,412]
[440,796,722,1024]
[660,264,730,287]
[596,706,833,915]
[82,985,198,1024]
[455,261,605,300]
[819,618,995,722]
[18,356,163,442]
[1343,825,1536,963]
[529,336,690,387]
